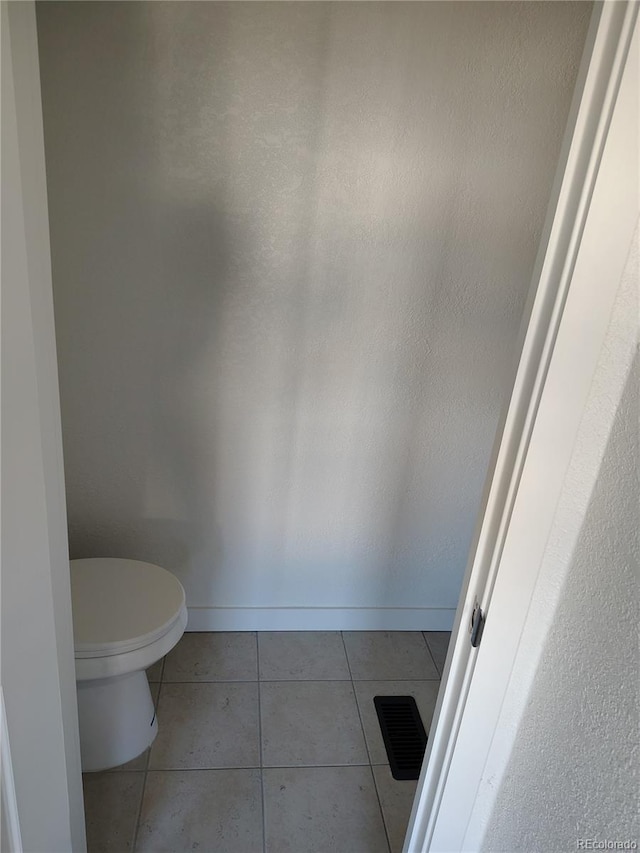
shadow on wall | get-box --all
[54,2,340,606]
[38,1,592,613]
[64,201,239,581]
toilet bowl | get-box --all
[70,558,187,772]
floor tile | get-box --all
[343,632,439,680]
[264,766,389,853]
[146,658,164,683]
[136,769,263,853]
[423,631,451,675]
[258,631,350,680]
[82,771,143,853]
[163,632,258,682]
[353,680,440,765]
[372,764,418,853]
[149,682,259,769]
[261,681,368,767]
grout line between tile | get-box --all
[340,631,375,766]
[256,633,267,853]
[341,631,393,853]
[421,632,441,678]
[158,677,441,685]
[136,763,374,772]
[131,756,149,852]
[369,764,393,853]
[132,670,166,851]
[261,761,372,770]
[352,677,441,684]
[140,765,264,773]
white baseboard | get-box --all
[186,607,456,632]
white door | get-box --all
[404,3,638,850]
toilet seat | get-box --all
[71,558,187,681]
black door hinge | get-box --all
[470,599,485,648]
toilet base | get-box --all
[77,670,158,772]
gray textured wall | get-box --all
[37,1,591,623]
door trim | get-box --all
[403,2,639,850]
[2,3,86,850]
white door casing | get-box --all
[1,3,86,850]
[404,2,639,850]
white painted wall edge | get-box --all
[0,688,23,853]
[186,607,455,632]
[2,4,85,849]
[403,2,639,851]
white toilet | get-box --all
[70,558,187,772]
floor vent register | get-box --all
[373,695,427,781]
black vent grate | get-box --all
[374,695,427,781]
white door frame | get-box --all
[404,2,639,850]
[1,3,86,851]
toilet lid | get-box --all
[71,558,187,657]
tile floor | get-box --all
[83,630,450,853]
